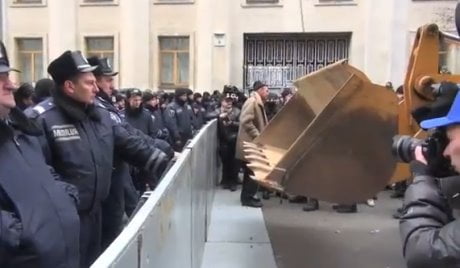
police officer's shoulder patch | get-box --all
[96,101,107,109]
[169,109,176,116]
[25,100,55,119]
[109,111,122,124]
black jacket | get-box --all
[164,100,193,144]
[192,103,206,129]
[216,107,240,145]
[25,89,168,212]
[0,108,80,268]
[400,162,459,268]
[124,106,157,138]
[145,105,169,140]
[99,97,174,163]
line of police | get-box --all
[0,37,217,267]
[0,36,291,267]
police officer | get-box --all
[186,88,199,133]
[86,56,137,250]
[192,92,206,127]
[0,42,80,268]
[26,51,168,267]
[143,91,170,141]
[88,57,173,235]
[124,88,157,138]
[164,88,194,151]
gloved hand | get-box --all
[175,139,182,150]
[146,149,169,181]
[158,128,170,140]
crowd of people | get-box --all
[5,30,459,267]
[1,32,299,266]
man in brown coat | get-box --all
[235,81,269,207]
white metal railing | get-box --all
[91,120,220,268]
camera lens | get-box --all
[392,135,422,163]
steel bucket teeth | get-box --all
[242,60,398,204]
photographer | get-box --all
[400,91,460,268]
[218,94,241,191]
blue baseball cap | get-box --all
[421,90,460,129]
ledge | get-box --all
[153,0,195,5]
[80,1,119,7]
[241,3,283,8]
[10,1,47,8]
[315,1,357,7]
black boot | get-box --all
[391,181,407,198]
[242,197,263,208]
[333,204,357,213]
[229,184,237,192]
[302,198,319,212]
[289,195,308,204]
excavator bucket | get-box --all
[244,60,398,204]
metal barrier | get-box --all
[91,120,220,268]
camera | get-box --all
[392,130,455,177]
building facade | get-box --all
[4,0,459,92]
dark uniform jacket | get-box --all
[124,106,157,138]
[192,103,206,129]
[100,98,174,162]
[0,108,80,268]
[164,100,193,145]
[400,161,460,268]
[25,90,167,212]
[145,105,169,140]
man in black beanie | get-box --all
[164,88,193,151]
[33,78,54,104]
[14,82,35,110]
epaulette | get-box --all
[95,98,109,109]
[24,98,55,119]
[94,98,123,124]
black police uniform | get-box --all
[87,56,138,250]
[97,95,174,248]
[164,91,193,151]
[0,108,80,268]
[192,102,206,129]
[26,51,168,268]
[125,107,157,138]
[95,96,137,250]
[144,100,170,141]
